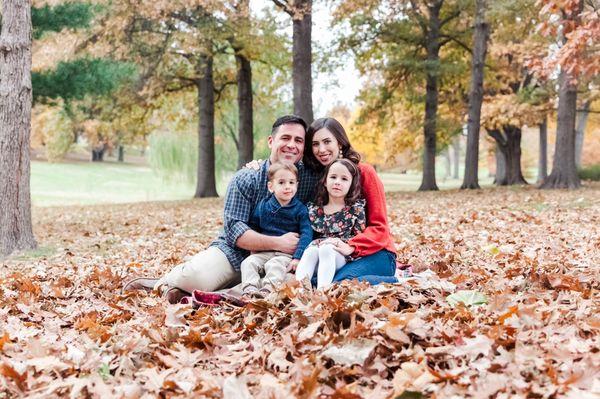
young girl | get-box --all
[295,158,366,288]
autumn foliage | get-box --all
[1,187,599,397]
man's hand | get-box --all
[276,232,299,254]
[320,238,354,256]
[288,259,299,273]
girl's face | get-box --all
[312,128,340,166]
[326,162,353,201]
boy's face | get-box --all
[268,169,298,204]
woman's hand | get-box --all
[321,238,354,256]
[243,159,264,171]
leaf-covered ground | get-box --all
[1,185,599,398]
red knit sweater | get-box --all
[348,163,397,258]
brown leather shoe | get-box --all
[121,277,159,294]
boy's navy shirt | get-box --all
[249,194,313,260]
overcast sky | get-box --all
[250,0,362,115]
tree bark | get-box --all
[442,149,451,180]
[575,100,590,168]
[537,116,548,184]
[540,2,582,189]
[489,126,527,185]
[91,144,105,162]
[236,53,253,169]
[452,135,460,179]
[292,0,313,124]
[0,0,37,257]
[540,69,580,189]
[461,0,489,189]
[494,143,506,185]
[195,54,218,198]
[418,1,442,191]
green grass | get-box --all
[31,161,196,206]
[31,160,537,207]
[578,164,600,181]
[11,246,57,260]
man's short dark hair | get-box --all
[271,115,307,137]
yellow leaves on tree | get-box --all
[31,104,74,162]
[481,94,547,131]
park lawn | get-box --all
[1,184,599,397]
[31,160,510,207]
[31,161,197,206]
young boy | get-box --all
[240,162,313,297]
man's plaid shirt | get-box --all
[210,160,318,271]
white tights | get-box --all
[295,244,346,289]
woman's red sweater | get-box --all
[348,163,397,258]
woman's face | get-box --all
[312,128,340,166]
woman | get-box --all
[305,117,397,285]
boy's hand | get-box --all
[288,259,299,272]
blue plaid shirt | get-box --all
[210,161,318,271]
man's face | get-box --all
[268,123,305,165]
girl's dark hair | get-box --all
[304,117,361,172]
[314,159,363,206]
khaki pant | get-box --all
[240,251,291,293]
[154,246,240,293]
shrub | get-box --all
[578,165,600,181]
[31,106,74,161]
[148,132,197,184]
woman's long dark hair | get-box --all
[305,117,361,173]
[314,159,363,206]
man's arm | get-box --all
[223,170,298,254]
[236,230,298,254]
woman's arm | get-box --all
[347,163,395,257]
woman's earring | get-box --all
[338,147,343,159]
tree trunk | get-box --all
[418,1,441,192]
[575,100,590,168]
[461,0,489,190]
[442,149,451,180]
[118,145,125,162]
[489,126,527,185]
[195,54,218,198]
[537,116,548,184]
[452,135,460,179]
[494,144,506,184]
[540,2,582,189]
[0,0,37,257]
[91,144,105,162]
[292,0,313,124]
[540,69,580,188]
[236,53,253,169]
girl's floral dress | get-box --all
[307,199,366,260]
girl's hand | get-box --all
[243,159,264,171]
[321,238,354,256]
[288,259,299,272]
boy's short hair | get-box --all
[268,162,298,182]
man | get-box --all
[123,115,318,302]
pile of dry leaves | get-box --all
[1,185,599,398]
